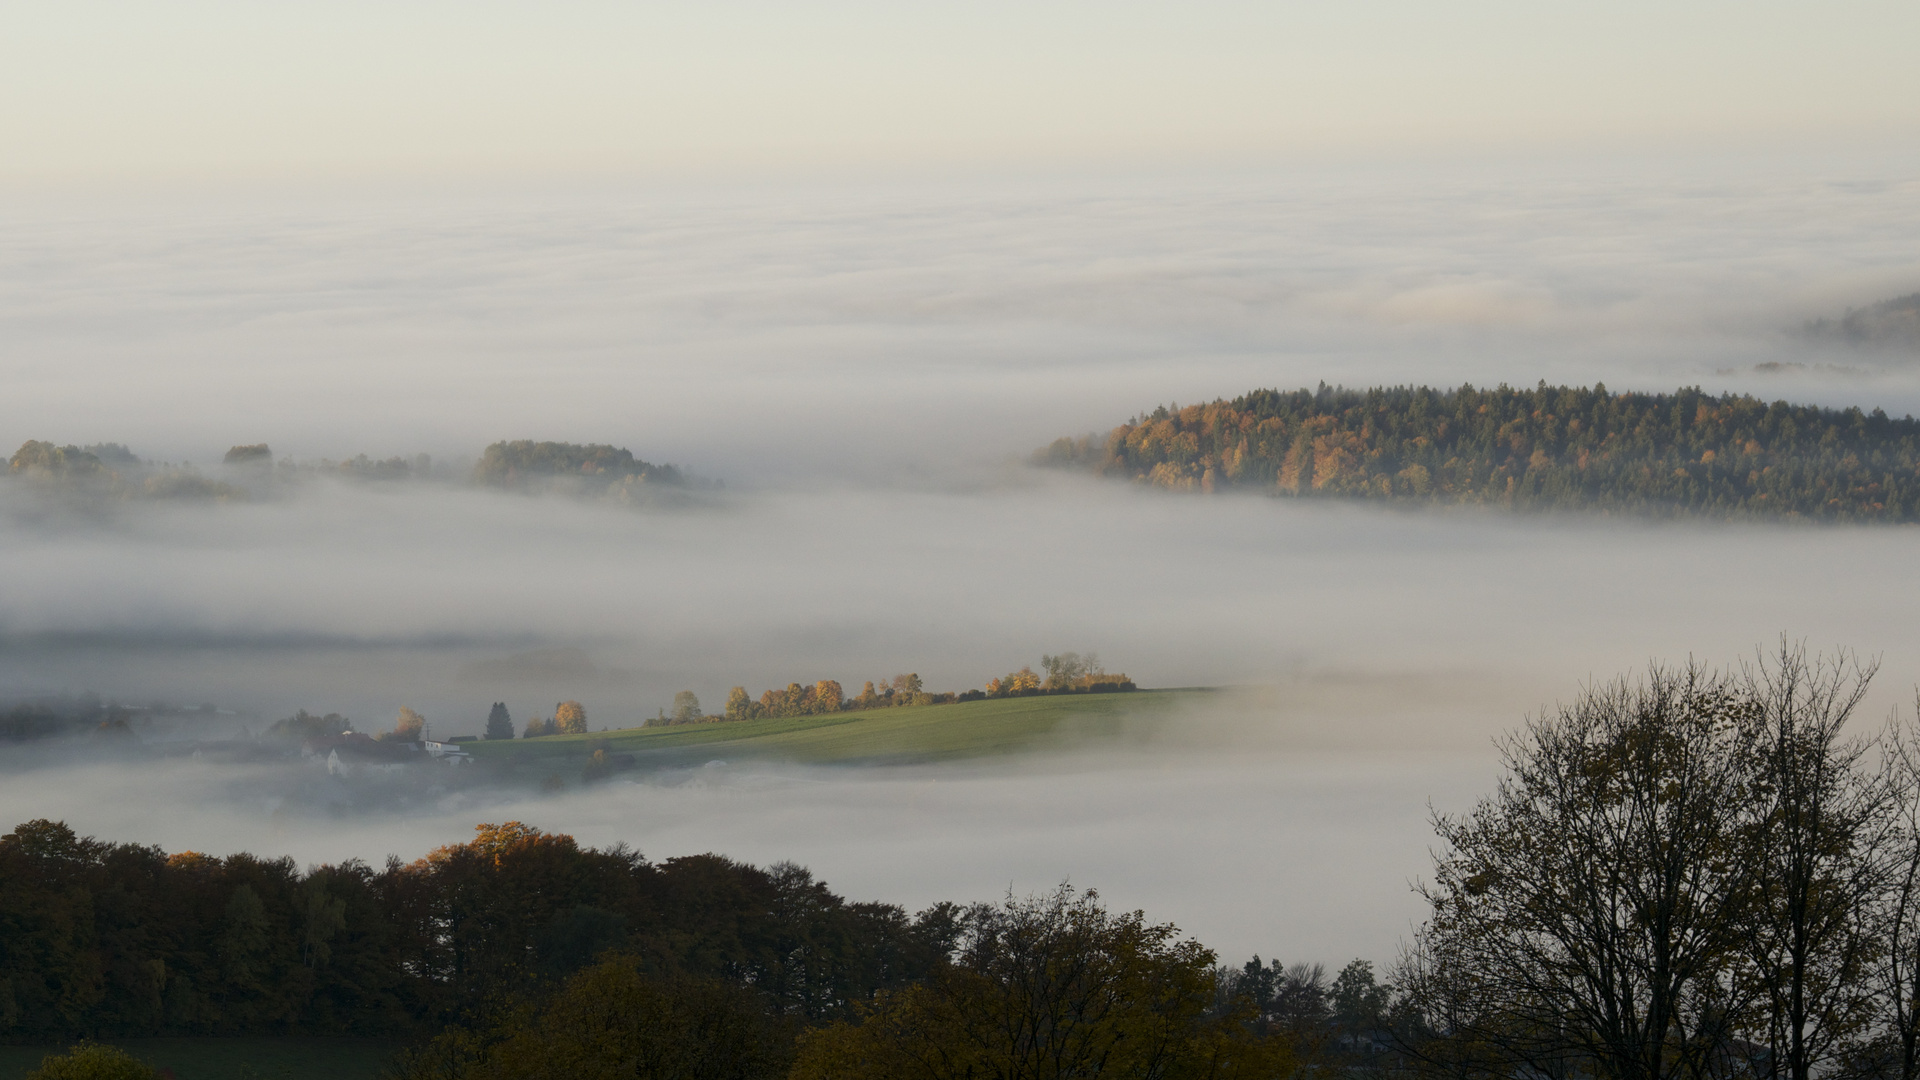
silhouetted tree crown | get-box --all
[484,702,514,741]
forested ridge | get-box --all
[0,820,1312,1079]
[0,819,944,1041]
[1038,382,1920,520]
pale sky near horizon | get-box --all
[5,1,1919,188]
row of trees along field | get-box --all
[1037,382,1920,520]
[257,653,1132,747]
[516,701,589,739]
[679,653,1134,726]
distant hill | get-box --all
[3,438,693,503]
[6,440,247,501]
[1803,293,1920,351]
[473,440,684,490]
[1038,382,1920,522]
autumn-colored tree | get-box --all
[724,687,754,722]
[987,667,1042,697]
[391,707,426,742]
[889,673,924,698]
[523,716,553,739]
[758,683,819,719]
[554,701,587,735]
[813,680,845,713]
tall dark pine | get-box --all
[485,702,514,741]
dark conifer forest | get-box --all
[1039,382,1920,521]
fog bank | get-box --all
[5,155,1920,966]
[3,157,1918,485]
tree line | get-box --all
[516,701,590,739]
[0,819,948,1044]
[1037,382,1920,521]
[6,442,245,501]
[0,820,1321,1080]
[665,653,1136,727]
[3,439,696,504]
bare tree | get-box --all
[1876,711,1920,1080]
[1737,643,1891,1080]
[1402,661,1768,1080]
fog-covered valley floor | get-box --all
[3,152,1920,965]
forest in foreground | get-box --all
[12,645,1920,1080]
[1039,382,1920,521]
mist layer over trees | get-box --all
[3,438,695,507]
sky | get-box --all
[3,1,1920,967]
[3,2,1919,188]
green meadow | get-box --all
[464,689,1206,769]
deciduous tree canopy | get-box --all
[472,441,682,489]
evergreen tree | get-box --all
[485,702,514,741]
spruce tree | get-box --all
[484,702,513,741]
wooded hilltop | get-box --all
[1038,382,1920,521]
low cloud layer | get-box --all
[3,157,1919,485]
[3,154,1920,967]
[7,473,1920,964]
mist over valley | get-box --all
[6,149,1920,1077]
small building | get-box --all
[422,740,475,766]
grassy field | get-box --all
[0,1038,404,1080]
[464,689,1205,770]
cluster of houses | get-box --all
[300,730,478,777]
